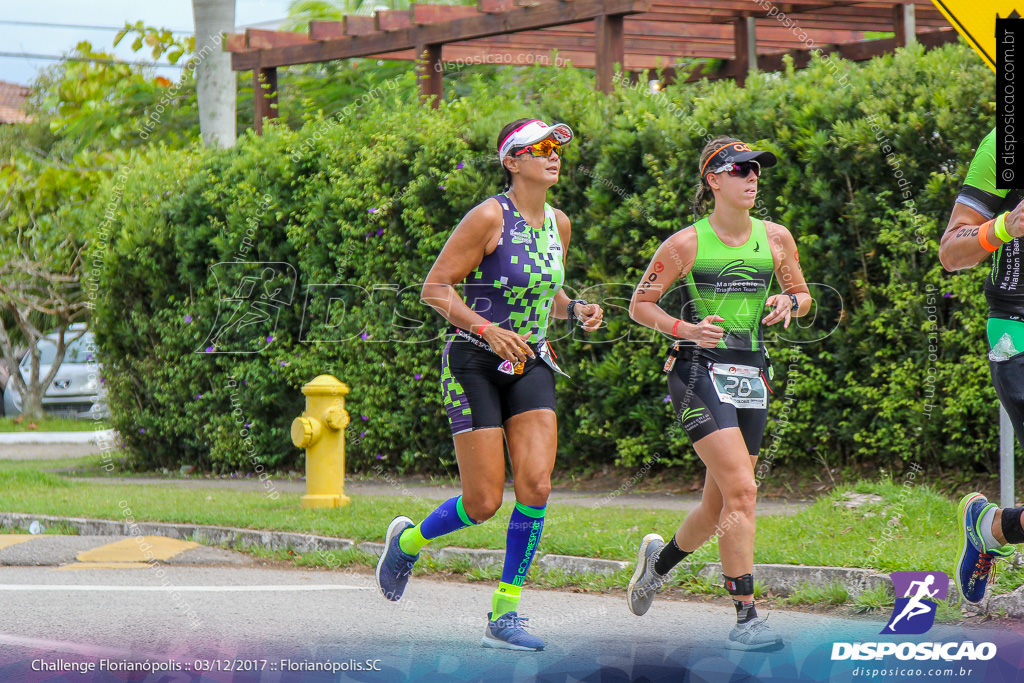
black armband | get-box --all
[724,573,755,596]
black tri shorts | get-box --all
[668,359,769,456]
[440,334,556,436]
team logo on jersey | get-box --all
[718,259,759,280]
[510,219,532,245]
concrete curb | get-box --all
[0,429,117,445]
[8,512,1022,613]
[0,513,352,555]
[968,584,1024,618]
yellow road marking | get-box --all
[0,535,34,549]
[56,562,152,571]
[76,536,199,563]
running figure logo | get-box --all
[882,571,948,635]
[199,262,297,354]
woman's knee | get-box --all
[461,493,503,522]
[722,481,758,517]
[512,481,552,507]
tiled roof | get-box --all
[0,81,31,124]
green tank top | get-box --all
[681,216,775,363]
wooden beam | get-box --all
[231,0,652,70]
[417,43,443,107]
[893,3,916,47]
[343,15,378,35]
[309,20,346,40]
[376,10,413,32]
[224,33,248,52]
[411,4,479,24]
[733,16,756,86]
[634,10,944,31]
[754,27,956,71]
[644,2,944,25]
[619,18,865,44]
[246,29,312,49]
[253,67,279,136]
[479,0,516,11]
[594,14,624,92]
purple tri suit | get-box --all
[438,194,566,436]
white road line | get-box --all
[0,584,372,592]
[0,633,142,658]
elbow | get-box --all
[937,246,958,273]
[421,282,441,305]
[628,299,640,323]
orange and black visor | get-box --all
[700,141,778,178]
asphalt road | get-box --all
[1,562,1021,683]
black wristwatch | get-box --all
[567,299,588,323]
[787,293,799,311]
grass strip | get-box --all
[3,455,1021,602]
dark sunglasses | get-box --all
[711,160,761,178]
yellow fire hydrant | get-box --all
[291,375,351,508]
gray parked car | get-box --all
[3,326,108,419]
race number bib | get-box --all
[709,363,767,409]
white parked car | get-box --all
[3,325,108,419]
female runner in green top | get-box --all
[626,136,810,650]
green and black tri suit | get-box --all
[957,127,1024,446]
[669,216,775,454]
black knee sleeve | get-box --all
[1002,507,1024,545]
[724,573,754,596]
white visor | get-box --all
[498,120,573,159]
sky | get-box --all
[0,0,295,86]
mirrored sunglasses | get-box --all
[712,160,760,177]
[514,139,562,158]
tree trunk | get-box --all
[192,0,237,148]
[19,382,45,423]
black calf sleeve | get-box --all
[1002,507,1024,545]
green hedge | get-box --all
[89,42,1002,476]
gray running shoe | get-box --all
[725,616,783,651]
[627,533,667,616]
[481,611,544,651]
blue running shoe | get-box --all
[955,493,1014,604]
[481,611,544,651]
[375,515,418,601]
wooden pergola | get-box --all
[225,0,958,133]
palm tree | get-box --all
[192,0,236,147]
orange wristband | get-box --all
[672,319,681,337]
[476,323,493,336]
[979,220,1000,252]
